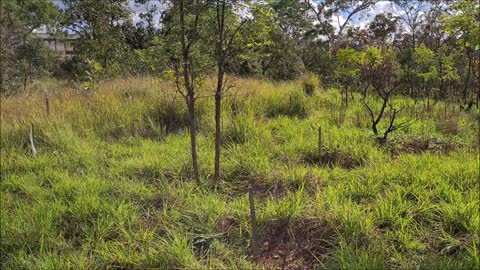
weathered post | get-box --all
[45,95,50,116]
[29,123,37,157]
[318,126,322,164]
[248,183,259,260]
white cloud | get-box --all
[347,1,397,30]
[128,0,164,28]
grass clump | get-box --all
[301,72,321,96]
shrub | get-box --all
[301,72,321,96]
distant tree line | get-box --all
[1,0,479,106]
[0,0,480,104]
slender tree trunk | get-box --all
[427,90,430,111]
[372,97,388,135]
[438,55,445,100]
[362,83,369,99]
[0,55,4,94]
[23,71,27,91]
[214,0,226,183]
[104,56,108,74]
[0,13,3,94]
[464,54,472,103]
[179,0,200,183]
[477,54,480,109]
[477,87,479,109]
[187,96,200,182]
[214,67,223,182]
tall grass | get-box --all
[1,76,478,269]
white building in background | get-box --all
[34,33,80,58]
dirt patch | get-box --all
[259,218,337,269]
[387,137,459,156]
[302,149,364,170]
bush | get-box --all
[302,72,321,96]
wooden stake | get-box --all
[45,95,50,116]
[29,123,37,157]
[318,126,322,164]
[248,184,259,260]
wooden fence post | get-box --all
[45,95,50,116]
[318,126,322,164]
[249,183,259,260]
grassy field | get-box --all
[1,77,478,269]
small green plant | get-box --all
[81,59,104,91]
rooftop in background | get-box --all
[34,33,81,58]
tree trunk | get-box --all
[23,72,27,91]
[214,0,226,183]
[372,97,388,135]
[214,67,223,182]
[477,53,480,109]
[188,96,200,183]
[427,92,430,112]
[179,0,200,183]
[438,55,445,100]
[362,83,369,99]
[372,122,378,135]
[463,54,472,103]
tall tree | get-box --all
[212,0,247,182]
[414,44,437,109]
[394,0,428,49]
[442,0,480,104]
[61,0,132,75]
[0,0,60,94]
[164,0,211,183]
[306,0,378,44]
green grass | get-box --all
[1,77,478,269]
